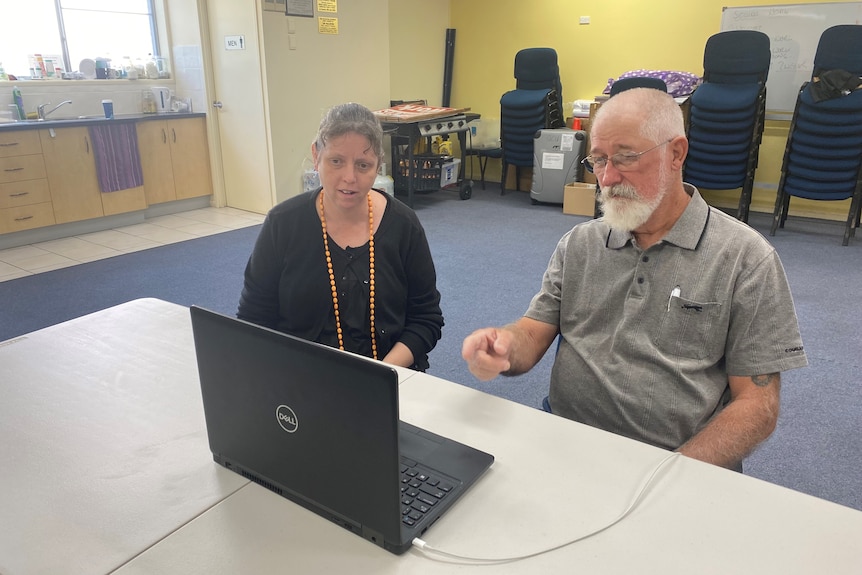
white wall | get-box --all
[261,2,392,203]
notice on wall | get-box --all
[318,17,338,34]
[317,0,337,13]
[224,35,246,50]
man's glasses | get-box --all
[581,139,673,174]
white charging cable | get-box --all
[412,451,681,564]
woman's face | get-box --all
[312,132,379,210]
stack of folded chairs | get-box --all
[771,24,862,246]
[499,47,565,194]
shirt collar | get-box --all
[606,184,708,250]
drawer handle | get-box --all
[14,215,34,222]
[0,142,20,147]
[4,167,25,172]
[9,192,30,197]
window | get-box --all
[0,0,159,79]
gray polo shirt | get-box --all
[526,186,808,451]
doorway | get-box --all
[199,0,275,214]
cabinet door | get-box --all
[40,127,104,224]
[137,120,177,204]
[167,118,213,200]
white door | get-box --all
[202,0,274,214]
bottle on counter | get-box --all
[145,54,159,79]
[142,90,157,114]
[12,86,25,120]
[0,62,8,81]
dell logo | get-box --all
[276,404,298,433]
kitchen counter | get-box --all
[0,113,213,249]
[0,112,206,131]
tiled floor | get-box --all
[0,207,264,283]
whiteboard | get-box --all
[720,2,862,117]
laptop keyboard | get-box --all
[399,458,455,527]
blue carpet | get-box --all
[0,225,261,341]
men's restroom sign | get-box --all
[224,35,246,50]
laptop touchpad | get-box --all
[400,425,444,460]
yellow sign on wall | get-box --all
[317,0,337,13]
[318,17,338,34]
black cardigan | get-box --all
[237,189,443,370]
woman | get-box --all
[238,102,443,371]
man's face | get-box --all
[597,158,671,232]
[589,119,673,232]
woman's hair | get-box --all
[314,102,384,163]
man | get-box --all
[461,88,808,470]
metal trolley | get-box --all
[379,110,478,208]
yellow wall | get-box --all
[449,0,853,220]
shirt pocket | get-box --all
[658,297,724,361]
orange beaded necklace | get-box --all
[319,191,378,360]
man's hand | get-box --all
[461,328,515,381]
[461,318,558,381]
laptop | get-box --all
[189,306,494,555]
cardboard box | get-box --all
[440,158,461,187]
[563,182,597,216]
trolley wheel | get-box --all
[459,181,473,200]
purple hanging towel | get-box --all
[88,123,144,193]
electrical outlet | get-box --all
[579,16,590,25]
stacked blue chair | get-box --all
[683,30,770,223]
[499,48,565,194]
[771,25,862,246]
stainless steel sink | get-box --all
[18,116,107,124]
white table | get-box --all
[3,299,862,574]
[0,299,249,575]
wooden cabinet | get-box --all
[39,127,105,224]
[0,114,212,240]
[0,131,55,234]
[138,117,212,204]
[137,121,176,205]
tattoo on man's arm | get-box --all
[751,373,778,387]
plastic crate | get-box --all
[395,154,454,192]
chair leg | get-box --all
[478,155,488,190]
[738,175,754,224]
[843,188,862,245]
[770,190,785,237]
[780,193,791,228]
[500,161,508,195]
[515,166,522,192]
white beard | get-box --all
[598,167,669,232]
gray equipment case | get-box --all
[530,128,587,204]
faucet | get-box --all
[37,100,73,120]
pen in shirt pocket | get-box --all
[667,286,681,311]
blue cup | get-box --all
[102,99,114,119]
